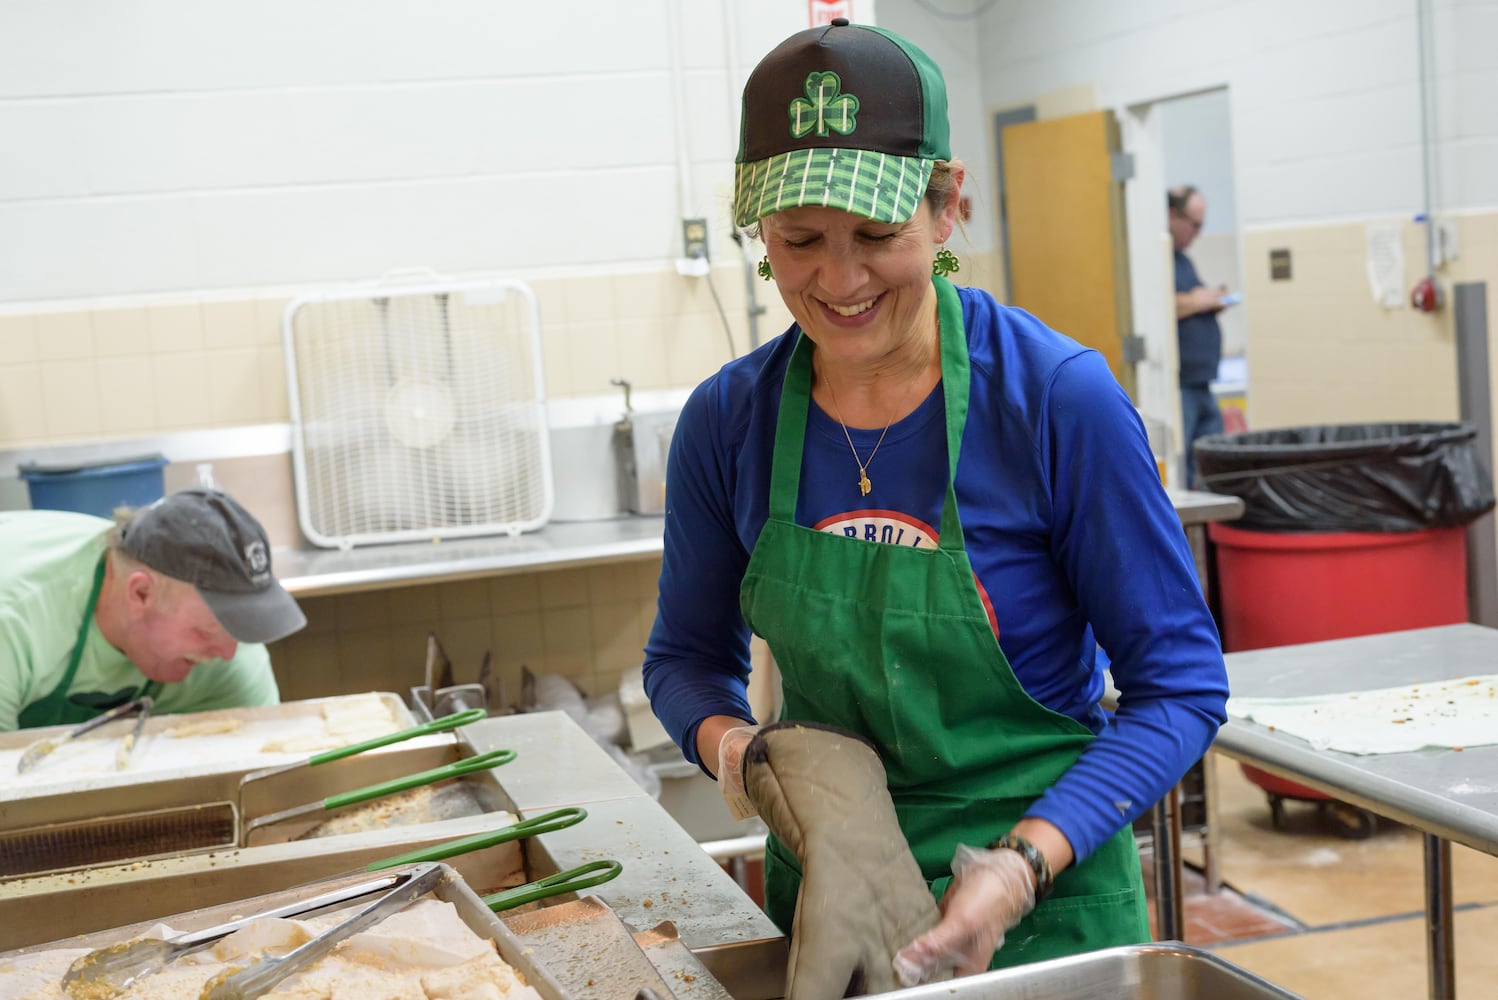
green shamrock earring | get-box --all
[758,256,773,281]
[932,247,960,277]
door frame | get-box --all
[988,104,1037,304]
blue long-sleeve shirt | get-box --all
[643,285,1229,863]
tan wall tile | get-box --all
[257,344,290,421]
[664,310,734,388]
[541,606,593,682]
[491,608,545,690]
[563,321,623,398]
[150,351,213,429]
[334,627,402,697]
[92,308,151,358]
[255,297,292,347]
[147,303,204,354]
[590,599,647,676]
[41,359,102,439]
[539,567,590,609]
[528,277,568,327]
[335,590,392,630]
[268,631,340,701]
[387,585,442,627]
[614,318,671,391]
[490,574,543,615]
[207,347,264,426]
[202,300,260,350]
[35,312,94,362]
[611,271,668,321]
[95,356,159,435]
[540,318,573,399]
[0,314,40,365]
[0,363,47,445]
[586,562,644,604]
[564,275,618,325]
[437,578,492,619]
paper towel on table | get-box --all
[1226,675,1498,754]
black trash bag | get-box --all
[1194,422,1496,533]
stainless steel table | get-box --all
[1215,623,1498,1000]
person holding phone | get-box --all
[1169,184,1235,487]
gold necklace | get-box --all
[819,317,938,497]
[823,377,894,497]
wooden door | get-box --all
[1001,109,1134,396]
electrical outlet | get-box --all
[682,218,709,260]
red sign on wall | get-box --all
[810,0,853,26]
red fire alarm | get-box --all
[1410,275,1444,313]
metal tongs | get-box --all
[201,863,448,1000]
[60,866,431,995]
[16,696,153,774]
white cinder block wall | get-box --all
[894,0,1498,440]
[0,1,808,300]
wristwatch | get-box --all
[990,831,1055,902]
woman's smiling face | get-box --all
[760,194,957,369]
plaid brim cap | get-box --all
[121,487,307,645]
[733,19,950,227]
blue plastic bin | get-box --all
[19,454,169,517]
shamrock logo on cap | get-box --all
[789,71,858,140]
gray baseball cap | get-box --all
[120,488,306,644]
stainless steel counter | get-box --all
[274,516,667,597]
[462,711,787,999]
[275,490,1243,598]
[1215,624,1498,1000]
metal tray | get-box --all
[0,692,415,801]
[863,943,1301,999]
[0,738,512,880]
[503,895,683,1000]
[0,862,571,999]
[0,808,535,951]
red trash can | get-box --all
[1196,422,1494,834]
[1209,523,1470,652]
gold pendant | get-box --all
[858,470,872,496]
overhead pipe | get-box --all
[1411,0,1444,312]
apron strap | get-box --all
[768,276,972,554]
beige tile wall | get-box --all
[1239,215,1491,430]
[267,556,664,708]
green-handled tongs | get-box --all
[369,806,621,912]
[236,707,487,791]
[238,745,515,845]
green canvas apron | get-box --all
[17,556,159,729]
[739,277,1149,970]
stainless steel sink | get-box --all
[865,944,1301,999]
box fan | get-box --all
[283,274,553,549]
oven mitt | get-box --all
[743,721,947,998]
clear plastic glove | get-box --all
[715,723,761,820]
[892,843,1038,986]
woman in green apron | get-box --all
[642,19,1228,994]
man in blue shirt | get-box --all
[1170,185,1231,487]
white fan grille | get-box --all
[284,278,552,548]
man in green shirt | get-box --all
[1,488,306,731]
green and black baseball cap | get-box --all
[732,18,950,228]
